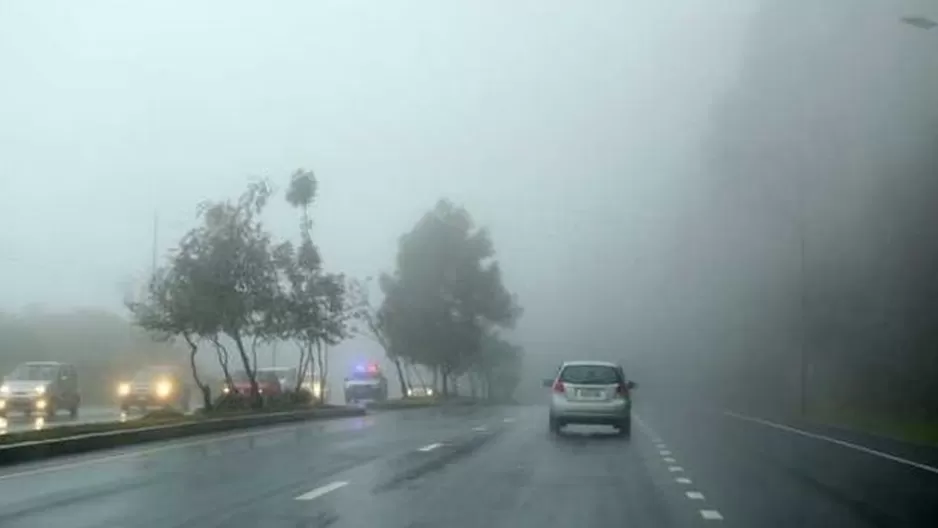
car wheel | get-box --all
[616,416,632,437]
[549,415,562,434]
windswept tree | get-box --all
[139,181,281,406]
[348,277,409,397]
[381,199,522,396]
[127,266,215,410]
[279,169,349,399]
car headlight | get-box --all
[117,383,131,397]
[407,388,414,396]
[155,380,173,398]
[223,386,230,394]
[426,388,434,396]
[0,385,9,395]
[35,385,46,395]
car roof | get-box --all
[560,360,620,368]
[22,361,65,366]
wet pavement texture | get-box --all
[0,401,936,527]
[0,406,131,434]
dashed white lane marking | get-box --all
[663,457,677,463]
[294,481,348,501]
[700,509,724,521]
[724,410,938,476]
[502,418,515,423]
[676,477,692,484]
[659,450,672,456]
[472,426,488,432]
[686,491,705,500]
[668,466,684,472]
[418,442,443,452]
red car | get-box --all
[225,371,283,396]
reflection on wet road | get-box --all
[0,406,136,435]
[0,403,936,527]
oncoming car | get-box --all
[343,363,388,404]
[544,361,636,437]
[0,361,80,419]
[117,366,191,413]
[256,366,329,401]
[223,370,283,397]
[406,385,434,398]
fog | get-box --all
[2,0,937,418]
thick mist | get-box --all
[2,0,935,418]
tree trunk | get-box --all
[183,332,212,411]
[294,342,309,393]
[211,337,234,388]
[315,341,326,404]
[232,333,260,408]
[392,356,408,397]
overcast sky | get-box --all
[0,0,764,369]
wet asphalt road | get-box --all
[0,401,936,527]
[0,406,130,434]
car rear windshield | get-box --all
[560,365,621,385]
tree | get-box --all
[476,332,524,402]
[380,199,522,396]
[348,278,409,397]
[279,169,349,401]
[160,180,281,406]
[127,265,218,410]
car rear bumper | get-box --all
[550,398,630,423]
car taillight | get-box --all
[552,380,565,393]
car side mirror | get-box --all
[626,380,637,390]
[542,379,553,388]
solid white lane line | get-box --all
[472,426,488,432]
[659,450,672,456]
[418,442,443,452]
[700,510,724,520]
[686,491,705,500]
[676,477,692,484]
[723,410,938,476]
[294,481,348,501]
[668,466,684,472]
[663,457,676,463]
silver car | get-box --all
[544,361,636,436]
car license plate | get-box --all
[578,389,601,398]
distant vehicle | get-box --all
[544,361,636,437]
[224,370,283,397]
[117,365,191,413]
[343,363,388,404]
[0,361,80,419]
[256,366,329,401]
[406,385,435,398]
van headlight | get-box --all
[35,385,46,395]
[117,383,131,397]
[155,380,173,399]
[0,385,10,395]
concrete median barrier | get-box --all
[0,406,366,467]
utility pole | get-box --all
[151,211,159,279]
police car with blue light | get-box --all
[343,363,388,404]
